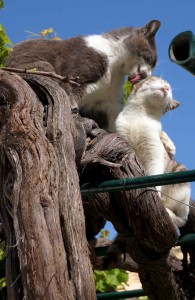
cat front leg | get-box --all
[160,131,176,159]
[107,106,121,132]
[162,182,190,228]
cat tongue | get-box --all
[129,73,142,83]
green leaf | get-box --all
[0,24,12,67]
[0,0,4,9]
[0,45,12,67]
[0,277,6,289]
[0,24,12,45]
[99,229,110,238]
[123,80,133,105]
[106,271,120,287]
[0,247,5,261]
[94,268,128,293]
[116,268,128,283]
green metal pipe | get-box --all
[177,233,195,247]
[96,289,145,299]
[169,31,195,75]
[81,169,195,195]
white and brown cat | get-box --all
[101,76,190,270]
[116,76,190,228]
[6,20,160,132]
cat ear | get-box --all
[167,99,180,111]
[141,20,161,38]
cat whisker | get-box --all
[171,85,181,92]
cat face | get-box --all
[130,76,180,114]
[123,20,161,82]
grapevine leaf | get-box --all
[0,0,4,9]
[94,268,128,293]
[123,80,132,105]
[0,277,6,289]
[0,24,12,67]
[0,24,12,45]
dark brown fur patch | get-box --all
[6,37,108,98]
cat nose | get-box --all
[161,85,169,92]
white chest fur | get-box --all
[79,34,152,132]
[79,35,128,131]
[83,35,127,102]
[116,110,164,173]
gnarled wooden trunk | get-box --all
[0,70,95,300]
[0,69,188,300]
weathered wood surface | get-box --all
[79,123,186,300]
[0,69,192,299]
[0,70,95,300]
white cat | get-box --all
[116,76,190,227]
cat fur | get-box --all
[102,76,191,269]
[6,20,160,132]
[116,76,190,227]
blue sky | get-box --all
[1,0,195,238]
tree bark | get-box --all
[79,122,185,300]
[0,70,95,300]
[0,69,189,300]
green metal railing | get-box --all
[96,289,145,299]
[81,169,195,195]
[81,170,195,299]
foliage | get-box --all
[95,229,129,293]
[0,244,4,261]
[123,80,132,105]
[99,229,110,238]
[0,24,12,67]
[0,277,6,289]
[0,0,4,9]
[0,242,6,289]
[41,28,56,38]
[25,27,59,39]
[94,268,128,293]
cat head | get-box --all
[129,76,180,115]
[122,20,161,82]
